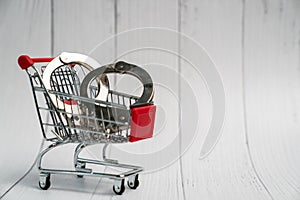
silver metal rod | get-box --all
[73,143,86,167]
[39,168,125,179]
[77,157,143,170]
[37,141,69,170]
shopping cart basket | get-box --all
[17,52,156,195]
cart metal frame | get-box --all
[23,59,145,195]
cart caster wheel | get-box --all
[39,173,51,190]
[127,174,139,190]
[113,179,125,195]
[75,162,86,178]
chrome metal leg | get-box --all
[73,143,86,167]
[35,140,143,194]
[37,140,68,171]
[102,142,118,164]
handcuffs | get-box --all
[80,61,155,133]
[42,52,154,133]
[80,61,154,106]
[42,52,110,107]
[42,52,110,126]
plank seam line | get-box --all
[178,0,187,199]
[50,0,54,56]
[113,0,118,88]
[241,0,274,199]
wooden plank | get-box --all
[243,0,300,199]
[1,0,116,199]
[52,0,115,64]
[0,0,51,197]
[42,0,115,198]
[51,1,120,198]
[90,0,185,199]
[179,0,272,199]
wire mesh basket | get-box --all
[18,52,156,195]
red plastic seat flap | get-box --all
[129,105,156,142]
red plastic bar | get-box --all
[18,55,54,70]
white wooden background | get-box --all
[0,0,299,199]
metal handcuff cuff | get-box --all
[42,52,109,125]
[80,61,154,133]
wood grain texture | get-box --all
[52,0,115,62]
[179,0,273,199]
[243,0,300,199]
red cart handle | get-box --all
[18,55,54,70]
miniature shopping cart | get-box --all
[17,52,156,195]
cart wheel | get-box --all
[127,174,139,190]
[39,173,51,190]
[113,179,125,195]
[75,162,86,178]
